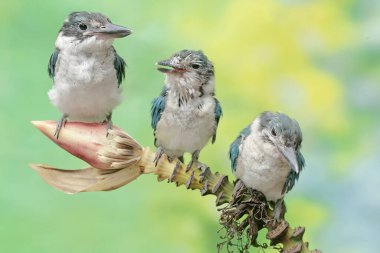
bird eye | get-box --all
[191,64,200,69]
[271,128,277,136]
[79,23,87,30]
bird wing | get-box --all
[113,48,126,87]
[48,49,60,78]
[282,151,305,194]
[211,98,223,144]
[229,125,251,172]
[151,88,168,146]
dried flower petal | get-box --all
[32,121,113,169]
[30,163,142,194]
[30,121,146,194]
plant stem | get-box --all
[137,147,321,253]
[31,122,322,253]
[139,148,234,206]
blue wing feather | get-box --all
[212,98,223,144]
[151,88,168,145]
[283,151,305,194]
[113,49,126,87]
[48,49,60,78]
[229,125,251,172]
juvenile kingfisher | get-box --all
[47,11,131,138]
[151,50,222,170]
[229,111,305,221]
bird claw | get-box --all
[195,162,208,171]
[273,211,281,224]
[167,156,175,163]
[186,160,194,172]
[106,123,112,137]
[273,199,286,224]
[104,113,113,137]
[54,114,68,139]
[186,150,201,172]
[186,161,208,172]
[153,147,164,167]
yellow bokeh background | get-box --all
[0,1,378,252]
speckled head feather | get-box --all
[157,49,214,78]
[258,111,303,150]
[60,11,131,40]
[60,12,109,38]
[156,49,216,102]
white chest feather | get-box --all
[48,35,122,122]
[234,123,291,201]
[155,95,216,157]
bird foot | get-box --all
[167,156,177,163]
[54,114,68,139]
[186,151,201,172]
[232,180,246,199]
[153,147,164,167]
[186,160,194,172]
[105,122,113,137]
[273,199,286,225]
[195,161,208,171]
[103,113,113,137]
[186,160,208,173]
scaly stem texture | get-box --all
[137,147,321,253]
[31,122,321,253]
[139,148,234,205]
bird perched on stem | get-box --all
[151,50,222,170]
[229,111,305,222]
[47,11,131,138]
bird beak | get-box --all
[95,23,132,39]
[275,143,299,174]
[156,59,185,73]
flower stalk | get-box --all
[30,121,321,253]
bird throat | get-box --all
[166,74,202,107]
[173,85,199,107]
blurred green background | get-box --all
[1,0,379,252]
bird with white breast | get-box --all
[229,111,305,221]
[48,11,131,138]
[151,50,222,170]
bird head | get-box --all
[56,12,131,50]
[258,112,303,173]
[157,50,215,95]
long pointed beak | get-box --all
[275,143,299,174]
[95,23,132,38]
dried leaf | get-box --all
[30,163,142,194]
